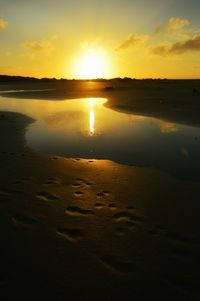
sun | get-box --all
[72,48,110,79]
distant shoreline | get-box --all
[1,78,200,127]
[1,74,200,83]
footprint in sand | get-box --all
[112,211,133,221]
[100,255,138,273]
[125,221,137,229]
[96,192,104,197]
[72,183,82,188]
[57,227,84,242]
[108,203,117,210]
[12,214,38,227]
[0,188,19,202]
[73,178,94,188]
[65,206,95,216]
[85,182,94,186]
[74,191,84,196]
[75,178,85,182]
[96,190,111,198]
[113,211,138,231]
[37,191,59,201]
[51,156,59,160]
[94,202,104,209]
[113,210,144,226]
[44,177,60,185]
[72,178,85,188]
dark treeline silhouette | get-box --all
[0,75,173,84]
[0,75,63,83]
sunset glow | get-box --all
[0,1,200,79]
[1,1,200,299]
[73,49,110,79]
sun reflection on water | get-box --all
[85,98,107,136]
[88,98,99,136]
[89,108,95,136]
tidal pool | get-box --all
[1,96,200,180]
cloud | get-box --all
[169,35,200,54]
[150,44,169,56]
[154,17,190,35]
[167,17,189,32]
[0,18,8,31]
[117,33,149,51]
[21,40,54,55]
[151,35,200,56]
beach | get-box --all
[1,80,200,299]
[1,79,200,126]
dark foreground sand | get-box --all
[1,110,200,300]
[1,80,200,300]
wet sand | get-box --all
[1,80,200,299]
[1,110,200,300]
[1,79,200,127]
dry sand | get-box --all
[1,80,200,299]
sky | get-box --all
[0,0,200,79]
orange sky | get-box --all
[0,0,200,79]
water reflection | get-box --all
[89,108,95,136]
[0,96,200,180]
[89,99,95,136]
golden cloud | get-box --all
[150,35,200,56]
[150,44,169,56]
[117,33,149,51]
[167,17,190,32]
[169,35,200,54]
[154,17,190,35]
[0,18,8,31]
[21,40,54,55]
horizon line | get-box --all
[0,74,200,81]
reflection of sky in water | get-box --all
[1,96,200,180]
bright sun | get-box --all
[73,48,110,79]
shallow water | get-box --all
[1,96,200,180]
